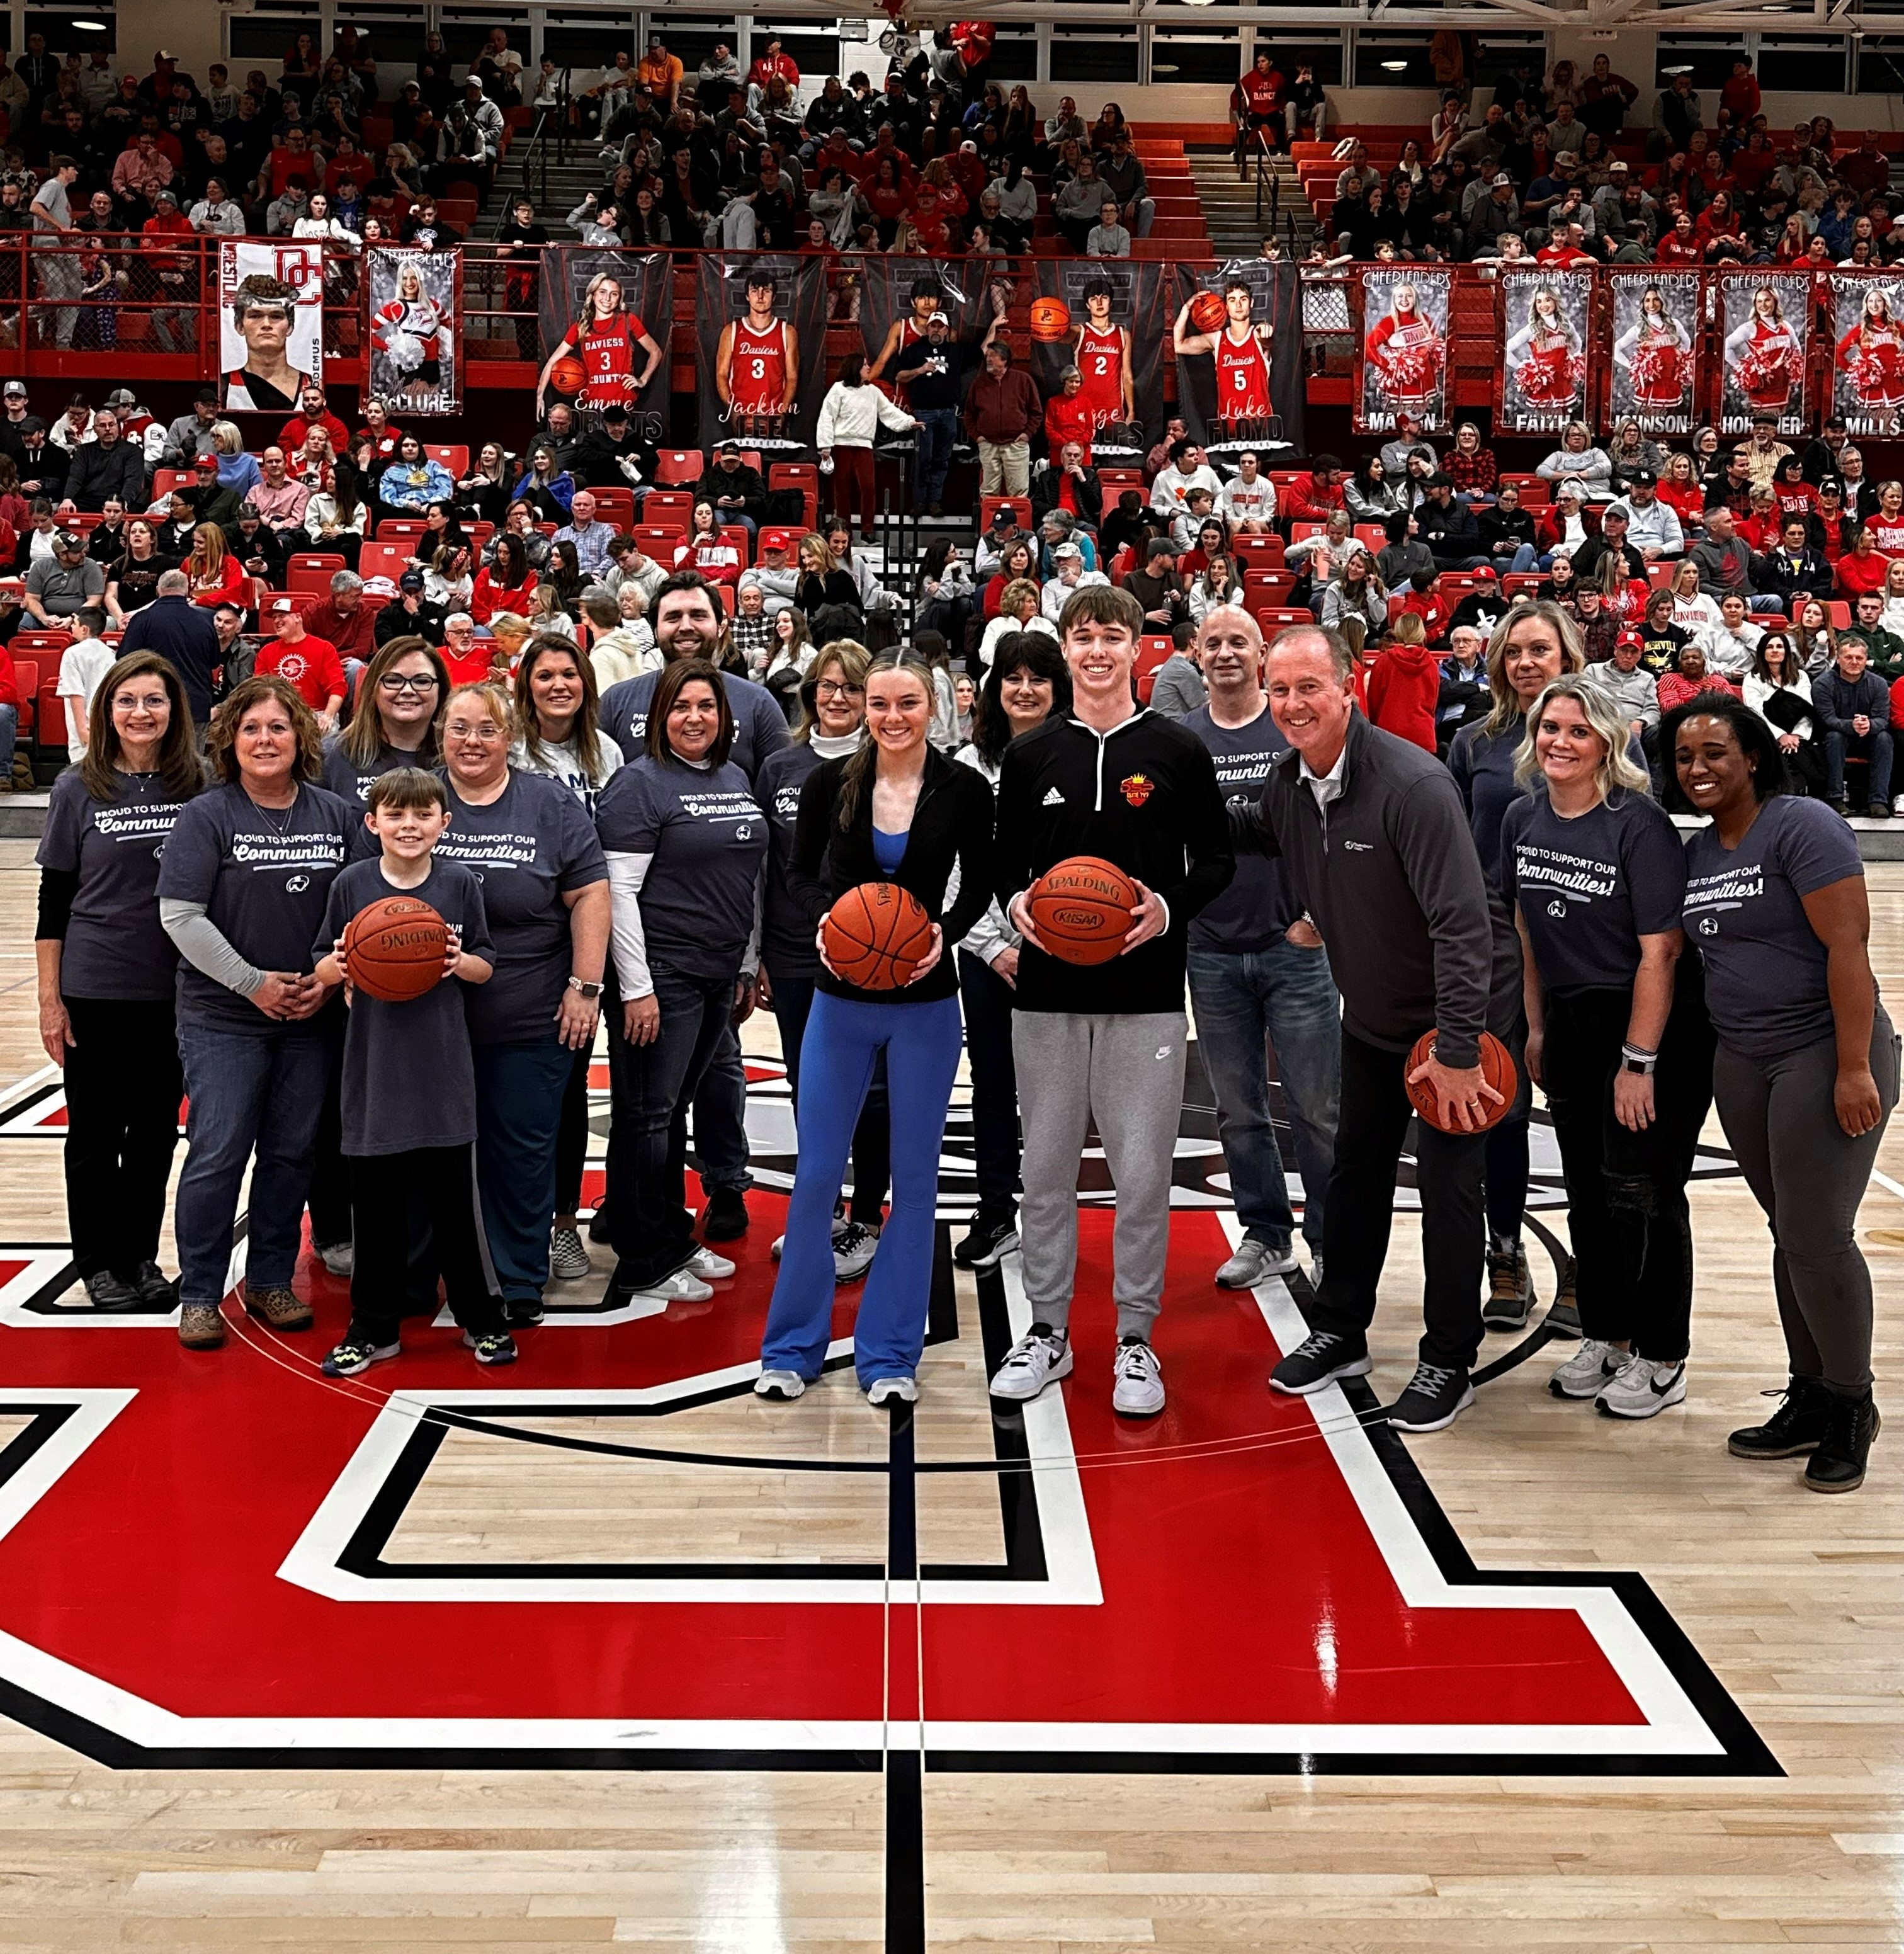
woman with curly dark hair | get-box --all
[156,674,356,1352]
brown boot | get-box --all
[178,1303,226,1350]
[243,1284,314,1331]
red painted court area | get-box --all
[0,1208,1653,1746]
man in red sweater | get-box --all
[256,596,344,731]
[1283,457,1347,523]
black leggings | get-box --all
[348,1145,504,1348]
[61,994,182,1280]
[1541,965,1716,1361]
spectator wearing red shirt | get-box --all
[300,576,378,662]
[1364,619,1440,751]
[1838,528,1890,600]
[1043,370,1096,464]
[1444,424,1498,499]
[1720,57,1761,125]
[256,598,345,727]
[1283,458,1347,523]
[745,37,800,94]
[1657,643,1742,712]
[1655,212,1703,264]
[279,390,351,457]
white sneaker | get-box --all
[1597,1351,1687,1419]
[629,1267,714,1304]
[1215,1237,1300,1288]
[1308,1254,1323,1291]
[771,1233,785,1261]
[686,1245,737,1281]
[1112,1339,1165,1417]
[548,1227,591,1281]
[1549,1338,1621,1400]
[318,1241,354,1278]
[832,1222,880,1283]
[754,1368,807,1400]
[989,1327,1073,1402]
[867,1375,918,1406]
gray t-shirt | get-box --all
[1183,702,1299,951]
[595,756,767,980]
[315,856,494,1155]
[599,669,790,785]
[25,557,105,615]
[1499,790,1687,996]
[434,770,608,1045]
[322,734,432,812]
[1682,794,1867,1057]
[37,768,194,1001]
[156,779,355,1033]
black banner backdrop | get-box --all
[535,247,674,442]
[1029,259,1169,460]
[1354,265,1452,435]
[1605,269,1700,439]
[1170,259,1305,460]
[1496,268,1592,436]
[858,255,985,383]
[694,252,830,454]
[1829,271,1904,440]
[1716,270,1810,439]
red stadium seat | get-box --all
[377,518,428,540]
[591,489,635,530]
[358,541,411,584]
[640,493,694,531]
[720,525,752,566]
[1230,533,1285,567]
[1353,525,1389,552]
[1502,574,1544,599]
[1135,634,1170,703]
[11,655,37,741]
[655,450,703,486]
[982,495,1033,533]
[1243,570,1296,608]
[634,524,681,552]
[1288,521,1327,543]
[1254,607,1314,633]
[424,444,468,477]
[288,553,346,595]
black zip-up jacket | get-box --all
[994,709,1234,1014]
[790,744,997,1007]
[1232,708,1511,1066]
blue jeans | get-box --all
[1827,725,1895,805]
[0,702,15,781]
[914,407,960,508]
[1186,939,1342,1256]
[1500,543,1539,573]
[1748,595,1783,614]
[174,1020,332,1309]
[473,1033,577,1302]
[761,991,963,1387]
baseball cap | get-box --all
[194,382,219,403]
[1610,160,1630,174]
[269,594,299,615]
[399,568,426,592]
[1492,172,1514,187]
[1053,540,1082,559]
[759,528,794,554]
[54,529,82,550]
[1819,475,1845,496]
[104,387,136,409]
[194,452,217,469]
[3,381,25,399]
[1628,467,1657,486]
[1616,628,1644,651]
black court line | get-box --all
[883,1395,926,1954]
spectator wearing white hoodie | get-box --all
[815,353,917,545]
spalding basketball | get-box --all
[1189,288,1228,334]
[549,353,588,397]
[1025,856,1138,966]
[1029,295,1072,343]
[343,895,450,1004]
[1403,1030,1518,1135]
[822,882,936,991]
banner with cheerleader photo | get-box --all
[1496,270,1590,436]
[1606,270,1699,438]
[1830,273,1904,439]
[1718,272,1809,438]
[1354,266,1451,435]
[365,247,459,416]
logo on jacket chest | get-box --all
[1119,772,1154,808]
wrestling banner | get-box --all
[1605,270,1699,438]
[365,247,459,417]
[218,239,324,415]
[1496,269,1590,436]
[1718,271,1809,438]
[695,252,830,453]
[1354,266,1451,435]
[535,247,672,441]
[1830,271,1904,439]
[1170,259,1305,460]
[1027,259,1169,459]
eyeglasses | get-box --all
[445,722,504,743]
[814,680,864,700]
[378,671,439,693]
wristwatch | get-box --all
[1621,1044,1657,1076]
[567,977,604,1000]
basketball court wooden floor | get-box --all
[0,845,1901,1952]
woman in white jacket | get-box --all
[816,354,917,545]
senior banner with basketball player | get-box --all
[858,257,984,388]
[217,238,324,415]
[1354,266,1452,436]
[1605,269,1701,439]
[1717,270,1810,438]
[1830,271,1904,440]
[694,252,830,455]
[1170,259,1305,460]
[365,246,459,417]
[1495,268,1591,436]
[1025,259,1169,460]
[535,247,672,441]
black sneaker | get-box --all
[322,1336,399,1377]
[1389,1360,1475,1433]
[82,1269,144,1312]
[503,1295,545,1327]
[702,1188,750,1241]
[1804,1392,1881,1493]
[1269,1329,1373,1396]
[1728,1377,1833,1459]
[954,1210,1019,1270]
[1483,1243,1533,1331]
[464,1329,519,1366]
[130,1261,178,1308]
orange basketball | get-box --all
[1029,295,1072,343]
[1025,856,1138,966]
[549,353,588,397]
[343,895,449,1004]
[822,882,936,991]
[1403,1030,1519,1135]
[1189,288,1229,334]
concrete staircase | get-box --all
[1187,147,1315,260]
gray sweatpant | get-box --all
[1012,1011,1187,1340]
[1713,1007,1898,1395]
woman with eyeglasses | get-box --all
[752,641,890,1283]
[322,635,449,810]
